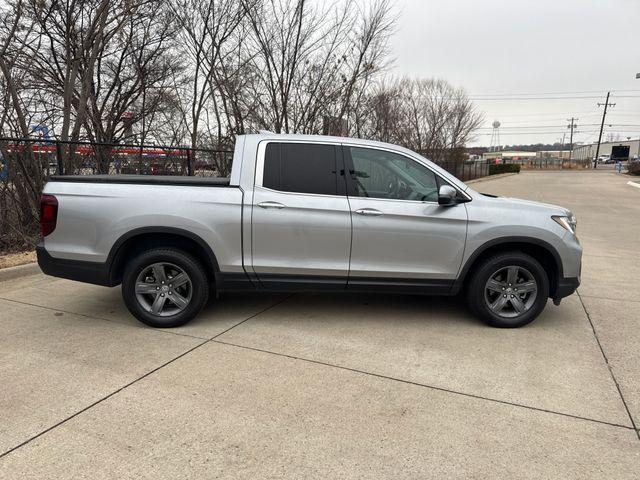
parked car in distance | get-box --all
[598,154,612,164]
[37,133,582,328]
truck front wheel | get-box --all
[122,248,209,328]
[467,252,549,328]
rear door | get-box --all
[251,141,351,288]
[344,145,468,288]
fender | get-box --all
[452,236,563,295]
[106,226,221,284]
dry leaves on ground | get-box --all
[0,250,36,269]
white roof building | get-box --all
[572,139,639,160]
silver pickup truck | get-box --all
[37,133,582,328]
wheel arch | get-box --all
[455,237,563,297]
[106,227,220,285]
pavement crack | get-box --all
[0,338,210,460]
[212,339,637,433]
[208,293,295,341]
[0,293,296,459]
[576,290,640,441]
[0,295,207,340]
[578,293,640,305]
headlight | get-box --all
[552,213,577,234]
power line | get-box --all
[471,95,640,101]
[468,89,640,97]
[475,131,582,135]
[597,112,640,117]
[484,109,599,118]
[477,125,576,129]
[477,123,640,130]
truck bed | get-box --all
[50,174,231,187]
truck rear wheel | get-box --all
[122,248,209,328]
[467,252,549,328]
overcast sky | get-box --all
[388,0,640,147]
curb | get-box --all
[627,180,640,190]
[0,262,40,283]
[466,172,518,185]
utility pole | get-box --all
[566,117,578,161]
[636,74,640,159]
[594,92,615,169]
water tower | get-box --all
[490,120,501,152]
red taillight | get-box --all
[40,194,58,237]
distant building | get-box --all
[572,139,640,161]
[482,151,537,161]
[536,150,572,159]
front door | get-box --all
[251,141,351,288]
[344,145,468,287]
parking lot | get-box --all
[1,170,639,478]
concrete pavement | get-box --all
[1,170,639,478]
[476,170,640,432]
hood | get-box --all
[468,188,571,216]
[496,196,569,214]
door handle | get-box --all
[257,201,285,209]
[354,208,383,216]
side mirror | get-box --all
[438,185,458,206]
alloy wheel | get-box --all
[484,265,538,318]
[135,262,192,317]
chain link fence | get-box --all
[436,161,489,181]
[0,138,233,252]
[0,138,234,178]
[501,158,592,170]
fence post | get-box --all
[186,149,193,176]
[56,141,64,175]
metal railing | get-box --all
[499,158,592,169]
[0,137,234,178]
[435,157,594,181]
[437,161,490,181]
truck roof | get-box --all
[242,133,469,192]
[244,132,411,151]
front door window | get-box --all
[349,147,439,202]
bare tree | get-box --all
[25,0,119,142]
[168,0,246,150]
[240,0,394,134]
[0,0,45,249]
[360,77,483,162]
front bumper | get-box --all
[554,231,581,301]
[554,276,580,300]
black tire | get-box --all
[466,251,549,328]
[122,248,209,328]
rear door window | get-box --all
[263,142,339,195]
